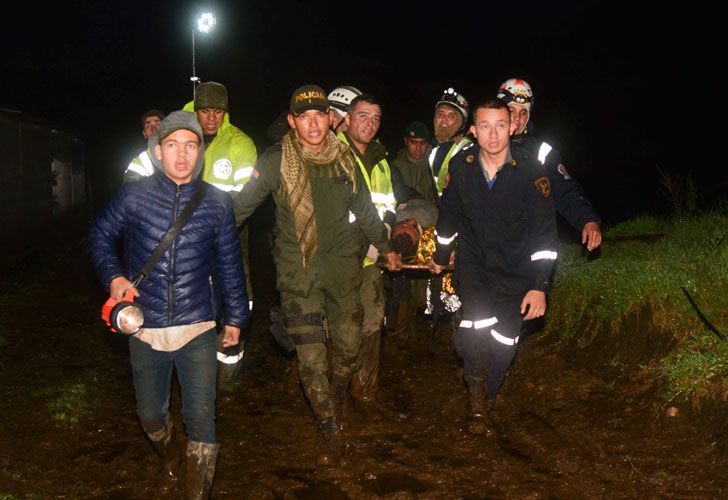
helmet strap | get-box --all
[333,115,346,133]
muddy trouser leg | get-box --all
[324,284,364,421]
[281,288,332,421]
[454,296,504,420]
[129,336,176,436]
[350,265,385,401]
[454,311,491,391]
[174,329,218,443]
[382,270,401,329]
[130,337,180,490]
[317,283,363,465]
[410,277,427,311]
[217,226,252,393]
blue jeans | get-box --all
[129,329,217,443]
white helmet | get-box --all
[496,78,534,112]
[328,85,363,116]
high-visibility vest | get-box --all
[338,133,395,267]
[182,101,257,195]
[430,137,472,194]
[338,133,395,220]
[124,149,154,180]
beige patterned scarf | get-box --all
[280,129,358,268]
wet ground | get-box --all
[1,226,727,499]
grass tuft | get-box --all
[34,372,98,424]
[546,208,728,407]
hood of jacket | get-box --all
[147,110,206,181]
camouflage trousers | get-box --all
[281,283,363,421]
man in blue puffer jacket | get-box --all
[88,110,248,499]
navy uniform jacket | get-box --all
[434,144,558,302]
[511,124,601,231]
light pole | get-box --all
[191,11,216,98]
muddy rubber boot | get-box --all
[185,441,219,500]
[145,421,181,495]
[466,379,488,435]
[350,396,384,422]
[315,417,344,467]
[486,396,496,414]
[350,331,384,421]
[331,372,351,425]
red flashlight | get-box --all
[101,288,144,335]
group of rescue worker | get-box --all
[105,77,602,497]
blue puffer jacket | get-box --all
[88,171,249,329]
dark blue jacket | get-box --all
[510,124,601,231]
[434,144,558,301]
[88,171,249,329]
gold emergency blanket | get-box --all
[412,226,455,295]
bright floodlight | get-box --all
[197,12,216,33]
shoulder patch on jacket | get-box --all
[213,159,233,180]
[465,154,475,164]
[534,177,550,198]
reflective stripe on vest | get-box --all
[126,150,154,177]
[234,165,255,183]
[210,182,244,193]
[338,133,395,220]
[338,133,395,267]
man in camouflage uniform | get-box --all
[233,85,401,466]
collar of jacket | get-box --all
[512,121,536,144]
[152,169,204,193]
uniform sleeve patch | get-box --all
[213,159,233,180]
[534,177,550,198]
[557,163,571,180]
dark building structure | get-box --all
[0,109,85,262]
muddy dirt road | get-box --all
[1,231,726,498]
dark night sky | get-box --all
[2,1,717,223]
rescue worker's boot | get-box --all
[144,420,181,495]
[315,416,344,467]
[185,441,219,500]
[466,378,489,435]
[350,331,384,421]
[331,371,352,427]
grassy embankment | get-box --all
[545,204,728,413]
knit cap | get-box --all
[195,81,228,111]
